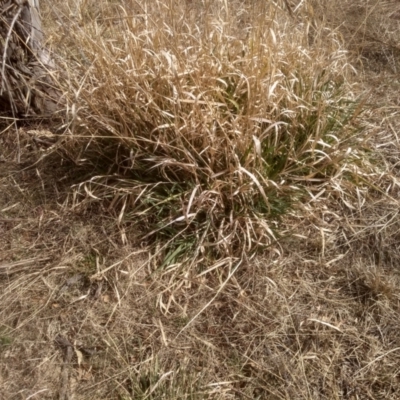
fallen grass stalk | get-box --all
[176,258,242,338]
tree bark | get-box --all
[0,0,61,116]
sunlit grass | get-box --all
[44,0,371,271]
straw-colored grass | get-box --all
[44,0,373,272]
[1,0,400,398]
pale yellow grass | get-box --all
[0,0,400,399]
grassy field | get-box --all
[1,0,400,398]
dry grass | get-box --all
[44,0,372,271]
[1,0,400,398]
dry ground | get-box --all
[1,1,400,399]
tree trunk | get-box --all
[0,0,61,116]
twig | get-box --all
[1,6,23,95]
[0,5,23,162]
[55,335,74,400]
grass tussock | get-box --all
[45,0,371,270]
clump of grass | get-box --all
[47,0,368,269]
